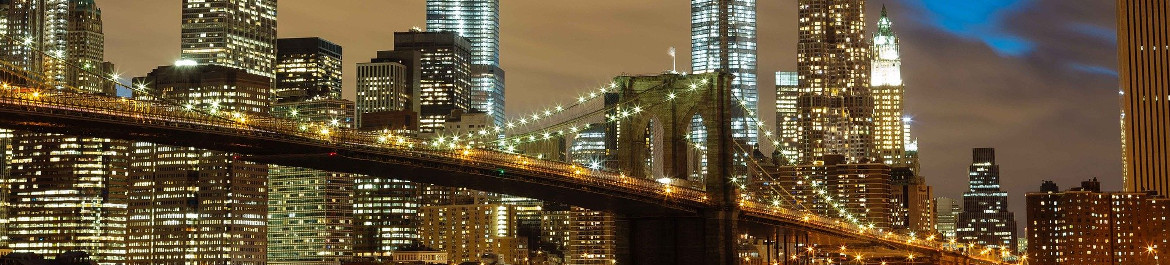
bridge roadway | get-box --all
[0,86,1005,264]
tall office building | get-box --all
[352,50,427,259]
[127,65,270,265]
[774,71,799,165]
[561,124,618,264]
[392,30,472,133]
[2,0,112,93]
[955,148,1018,250]
[889,167,935,236]
[775,155,893,229]
[353,177,424,260]
[356,50,421,125]
[427,0,505,126]
[2,2,127,264]
[275,37,342,103]
[795,0,873,163]
[180,0,277,78]
[0,129,9,248]
[1117,0,1170,196]
[691,0,757,146]
[935,197,961,240]
[7,134,129,264]
[417,204,527,264]
[871,7,907,165]
[269,99,356,265]
[1026,179,1170,265]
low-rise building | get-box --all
[1026,178,1170,265]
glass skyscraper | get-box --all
[427,0,505,127]
[691,0,757,146]
[180,0,277,78]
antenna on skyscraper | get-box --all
[669,47,677,73]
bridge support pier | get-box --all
[615,209,738,265]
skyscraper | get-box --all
[128,65,270,265]
[180,0,277,78]
[275,37,343,103]
[691,0,757,146]
[269,55,356,264]
[871,7,907,165]
[776,155,893,229]
[955,148,1019,250]
[0,129,9,248]
[3,0,112,93]
[795,0,873,163]
[427,0,505,127]
[7,134,129,264]
[417,204,526,264]
[775,71,798,165]
[2,2,128,263]
[1117,0,1170,196]
[356,50,420,125]
[393,30,472,134]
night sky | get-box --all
[99,0,1120,228]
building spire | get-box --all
[877,5,894,37]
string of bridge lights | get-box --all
[442,77,718,154]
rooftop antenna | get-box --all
[669,47,677,73]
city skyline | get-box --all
[0,0,1149,264]
[72,0,1120,257]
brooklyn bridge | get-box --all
[0,42,1010,264]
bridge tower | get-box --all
[610,72,741,265]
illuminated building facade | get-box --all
[275,37,342,103]
[795,0,873,163]
[392,30,472,133]
[2,1,127,263]
[352,177,423,260]
[956,148,1018,250]
[2,0,111,93]
[180,0,276,78]
[127,65,270,265]
[1118,0,1170,196]
[7,133,129,264]
[775,71,798,165]
[563,124,617,264]
[0,129,9,248]
[870,7,907,165]
[1026,179,1170,265]
[268,98,355,265]
[775,155,892,229]
[356,50,421,126]
[889,167,935,236]
[417,204,526,264]
[691,0,757,146]
[427,0,505,126]
[935,196,960,240]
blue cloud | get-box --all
[1069,23,1117,42]
[1068,63,1119,77]
[909,0,1036,56]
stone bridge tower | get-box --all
[611,72,741,265]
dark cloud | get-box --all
[99,0,1120,231]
